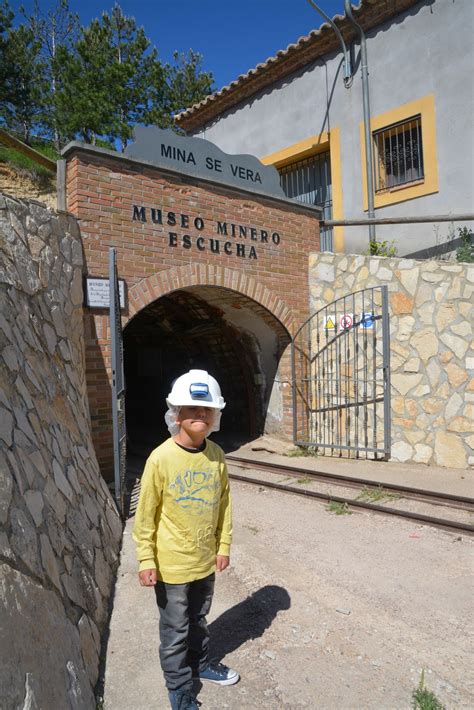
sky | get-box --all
[12,0,346,91]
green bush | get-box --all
[367,239,398,257]
[456,227,474,263]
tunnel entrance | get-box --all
[124,286,291,458]
[66,137,319,479]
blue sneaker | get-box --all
[198,661,240,686]
[168,689,199,710]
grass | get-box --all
[0,138,59,179]
[286,445,318,458]
[356,485,400,504]
[412,670,445,710]
[296,476,313,484]
[0,140,61,175]
[326,500,352,515]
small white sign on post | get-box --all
[85,277,126,309]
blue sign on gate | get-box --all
[360,312,375,329]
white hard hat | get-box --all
[166,369,226,410]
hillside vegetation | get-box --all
[0,1,214,153]
[0,137,56,207]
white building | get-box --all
[176,0,474,258]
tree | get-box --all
[0,0,14,92]
[166,50,214,123]
[1,2,215,148]
[54,5,166,148]
[100,4,164,151]
[0,21,46,143]
[21,0,79,150]
[53,19,116,145]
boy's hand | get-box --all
[139,569,157,586]
[216,555,230,572]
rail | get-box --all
[227,456,474,535]
[321,214,474,226]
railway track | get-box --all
[226,455,474,535]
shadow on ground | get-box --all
[209,584,291,660]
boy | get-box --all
[133,369,239,710]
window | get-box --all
[359,95,438,210]
[261,129,343,252]
[373,115,424,192]
[279,152,333,251]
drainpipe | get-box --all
[344,0,376,242]
[306,1,352,84]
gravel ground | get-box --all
[103,478,474,710]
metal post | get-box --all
[344,0,376,243]
[56,159,67,212]
[381,285,391,460]
[307,0,352,82]
[321,213,474,226]
[109,247,125,513]
[291,338,298,443]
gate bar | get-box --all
[381,285,391,459]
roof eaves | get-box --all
[175,19,341,132]
[175,0,419,133]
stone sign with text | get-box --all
[124,126,285,198]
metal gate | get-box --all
[292,286,391,459]
[109,248,126,515]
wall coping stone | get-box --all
[61,141,323,218]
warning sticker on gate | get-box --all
[323,314,336,331]
[340,313,353,330]
[360,312,375,329]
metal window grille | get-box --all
[279,152,333,251]
[373,115,424,192]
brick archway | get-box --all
[126,263,295,335]
[65,143,319,477]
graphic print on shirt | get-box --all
[168,468,221,516]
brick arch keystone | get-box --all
[125,264,295,334]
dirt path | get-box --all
[103,479,474,709]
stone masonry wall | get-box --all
[0,194,122,709]
[309,253,474,469]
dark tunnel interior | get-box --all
[123,286,290,458]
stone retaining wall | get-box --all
[309,253,474,468]
[0,195,122,708]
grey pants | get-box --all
[154,573,215,691]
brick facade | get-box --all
[64,146,320,478]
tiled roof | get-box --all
[175,0,420,133]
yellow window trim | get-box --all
[260,129,344,252]
[260,132,330,168]
[360,94,439,210]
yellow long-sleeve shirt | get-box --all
[132,437,232,584]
